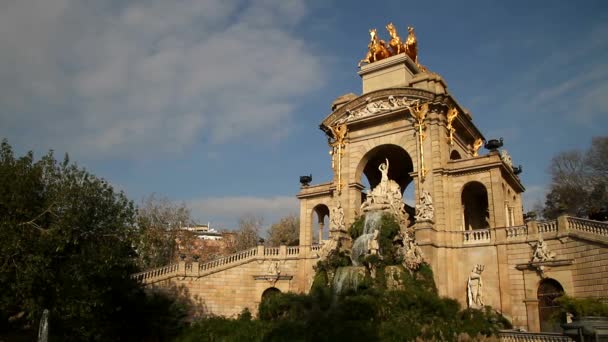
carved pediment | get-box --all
[322,88,448,128]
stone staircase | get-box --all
[133,244,322,285]
[133,216,607,285]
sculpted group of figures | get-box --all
[358,22,424,69]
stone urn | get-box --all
[561,316,608,341]
[484,138,503,151]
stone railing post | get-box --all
[178,260,186,273]
[301,244,311,258]
[279,244,287,258]
[557,214,569,234]
[191,261,199,276]
[527,220,538,237]
[257,244,265,257]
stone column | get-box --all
[318,221,324,244]
[524,299,541,332]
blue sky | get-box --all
[1,0,607,230]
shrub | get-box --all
[556,296,608,317]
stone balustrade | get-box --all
[456,215,607,245]
[463,229,491,244]
[133,244,321,284]
[537,220,558,233]
[498,330,572,342]
[506,225,528,238]
[567,216,608,237]
[132,263,179,283]
[200,247,258,272]
[286,246,300,255]
[264,247,280,256]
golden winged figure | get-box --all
[472,138,483,156]
[329,124,348,147]
[411,102,429,124]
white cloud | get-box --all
[188,195,299,229]
[0,0,324,158]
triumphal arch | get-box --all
[297,23,608,331]
[135,23,607,332]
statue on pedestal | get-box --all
[532,236,555,263]
[360,159,410,227]
[467,264,485,309]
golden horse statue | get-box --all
[405,26,418,64]
[386,22,404,55]
[358,28,391,67]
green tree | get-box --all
[135,194,193,269]
[267,214,299,246]
[543,136,608,220]
[0,139,186,340]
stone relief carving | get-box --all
[336,96,419,124]
[330,201,346,232]
[395,231,424,271]
[360,159,410,227]
[368,229,380,256]
[500,149,513,170]
[531,236,556,263]
[414,190,434,222]
[467,264,485,309]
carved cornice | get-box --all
[320,88,485,144]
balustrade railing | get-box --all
[506,225,528,239]
[463,229,491,243]
[199,247,258,272]
[132,263,179,282]
[538,220,558,233]
[287,246,300,255]
[567,216,608,237]
[498,330,572,342]
[311,244,322,251]
[264,247,280,256]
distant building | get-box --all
[175,223,236,262]
[182,223,223,240]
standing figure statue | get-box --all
[379,158,389,196]
[330,201,346,232]
[467,264,485,309]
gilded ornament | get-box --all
[386,22,405,55]
[405,26,427,71]
[472,138,483,157]
[328,124,348,193]
[408,101,429,182]
[446,107,459,145]
[358,28,391,67]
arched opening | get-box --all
[312,204,329,244]
[261,287,281,301]
[538,279,564,332]
[462,182,490,230]
[357,144,415,216]
[450,150,462,160]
